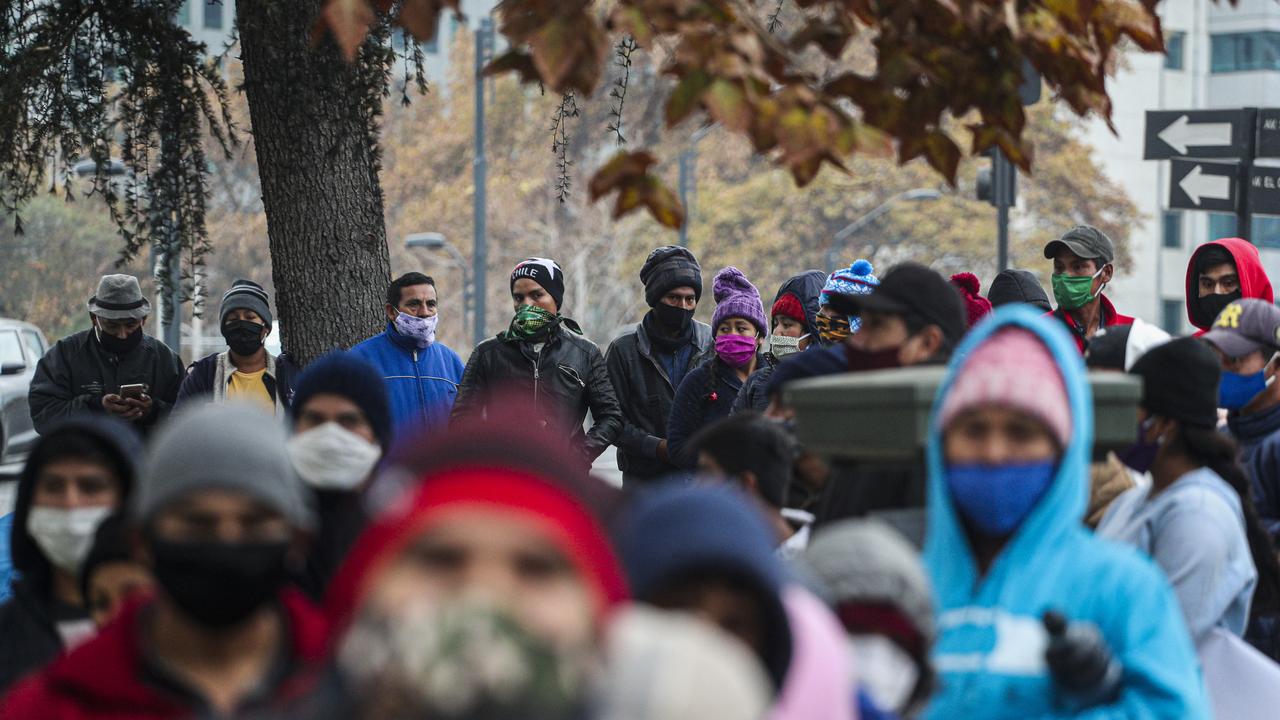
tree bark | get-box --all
[236,0,390,365]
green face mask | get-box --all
[1051,266,1105,311]
[505,304,559,342]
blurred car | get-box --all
[0,319,47,470]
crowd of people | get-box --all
[3,224,1280,718]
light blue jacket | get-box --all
[349,324,465,437]
[923,305,1209,719]
[1097,467,1257,643]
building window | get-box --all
[204,0,223,29]
[177,0,190,25]
[1163,210,1182,248]
[1208,212,1236,241]
[1166,32,1186,70]
[1253,216,1280,249]
[1161,300,1183,334]
[1211,32,1280,73]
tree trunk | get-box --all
[236,0,390,365]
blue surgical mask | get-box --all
[1219,370,1268,411]
[945,461,1056,537]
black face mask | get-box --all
[149,537,290,629]
[222,319,266,357]
[1194,290,1242,328]
[652,302,695,335]
[96,325,144,355]
[844,344,902,373]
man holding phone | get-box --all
[29,274,183,435]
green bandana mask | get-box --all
[1051,267,1105,311]
[505,304,559,342]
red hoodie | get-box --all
[0,590,328,720]
[1185,237,1274,333]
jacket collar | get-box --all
[637,318,711,359]
[1229,401,1280,444]
[385,321,419,353]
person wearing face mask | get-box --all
[1204,300,1280,547]
[732,270,827,415]
[800,518,937,720]
[1097,338,1280,668]
[815,259,880,346]
[1185,238,1273,335]
[287,351,390,599]
[1044,225,1134,353]
[28,274,183,435]
[666,267,767,471]
[350,272,464,437]
[451,258,623,468]
[605,246,712,485]
[278,408,628,719]
[0,416,139,694]
[1,403,325,719]
[923,305,1208,718]
[175,279,296,415]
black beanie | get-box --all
[987,269,1052,313]
[510,258,565,311]
[1129,337,1220,429]
[639,246,703,308]
[220,278,272,328]
[292,351,392,449]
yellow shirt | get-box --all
[227,368,274,414]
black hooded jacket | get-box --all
[733,270,826,414]
[0,416,140,693]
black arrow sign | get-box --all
[1169,159,1238,213]
[1144,109,1255,160]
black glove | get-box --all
[1043,610,1122,707]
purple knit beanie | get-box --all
[711,267,767,334]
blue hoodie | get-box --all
[922,305,1209,719]
[349,323,465,437]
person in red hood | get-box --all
[1186,238,1274,334]
[1045,225,1134,353]
[305,407,628,719]
[0,404,326,720]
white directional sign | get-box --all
[1169,159,1238,213]
[1144,110,1255,160]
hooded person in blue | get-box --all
[732,270,827,414]
[923,305,1208,719]
[349,272,465,439]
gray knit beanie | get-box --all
[220,278,273,328]
[132,403,314,530]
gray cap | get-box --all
[1202,298,1280,359]
[87,274,151,320]
[799,518,935,650]
[133,403,314,530]
[1043,225,1115,264]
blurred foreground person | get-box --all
[616,483,855,719]
[593,606,771,720]
[1,404,323,719]
[79,513,153,628]
[301,409,628,720]
[288,351,390,599]
[923,306,1208,718]
[0,417,139,693]
[802,519,936,719]
[451,258,622,468]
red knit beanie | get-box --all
[771,292,806,326]
[951,273,993,328]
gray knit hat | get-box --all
[219,278,272,328]
[799,519,935,652]
[133,403,313,530]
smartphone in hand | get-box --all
[119,383,148,400]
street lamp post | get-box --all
[677,124,717,248]
[405,232,473,344]
[824,188,943,271]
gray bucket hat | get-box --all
[87,274,151,320]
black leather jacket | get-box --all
[450,324,623,465]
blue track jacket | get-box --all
[350,324,464,437]
[922,305,1210,719]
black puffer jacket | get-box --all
[732,270,826,414]
[450,323,623,466]
[0,415,141,693]
[605,318,713,482]
[28,329,183,436]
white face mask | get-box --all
[768,334,805,360]
[289,422,382,491]
[26,506,113,574]
[849,633,920,714]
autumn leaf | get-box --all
[666,70,712,128]
[320,0,375,61]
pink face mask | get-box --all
[715,334,758,368]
